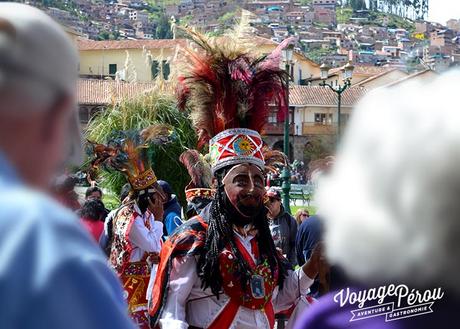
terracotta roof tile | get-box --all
[289,85,368,106]
[78,79,158,105]
[77,38,187,51]
[78,80,367,107]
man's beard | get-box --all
[222,192,264,227]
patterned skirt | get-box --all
[122,261,151,329]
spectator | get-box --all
[0,4,135,328]
[80,199,106,242]
[295,215,323,297]
[266,187,298,266]
[295,208,310,225]
[85,186,109,220]
[85,186,102,201]
[158,180,182,236]
[295,215,322,266]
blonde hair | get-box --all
[294,208,309,225]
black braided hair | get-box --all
[197,169,288,297]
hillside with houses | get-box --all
[19,0,460,162]
[24,0,460,72]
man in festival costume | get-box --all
[89,126,172,328]
[148,30,321,329]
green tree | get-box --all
[217,11,237,26]
[179,15,193,26]
[155,14,173,39]
[86,92,198,206]
[97,31,110,40]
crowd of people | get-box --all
[1,3,458,329]
[52,151,317,328]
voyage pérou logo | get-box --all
[333,284,444,322]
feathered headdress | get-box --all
[179,149,214,203]
[177,28,292,148]
[262,146,289,174]
[87,124,172,195]
[177,28,293,173]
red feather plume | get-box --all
[179,149,212,189]
[177,27,291,148]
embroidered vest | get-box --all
[219,238,278,310]
[208,237,279,329]
[109,204,139,273]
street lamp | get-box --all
[319,62,354,141]
[281,44,294,214]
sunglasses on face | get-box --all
[301,213,309,217]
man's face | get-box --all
[267,197,281,218]
[222,163,266,218]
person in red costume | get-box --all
[148,29,322,329]
[88,126,172,328]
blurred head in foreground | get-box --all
[0,3,80,189]
[0,5,136,329]
[317,70,460,294]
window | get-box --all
[162,60,170,80]
[79,106,90,124]
[151,60,159,80]
[151,60,170,80]
[314,113,333,124]
[268,111,277,124]
[108,64,117,75]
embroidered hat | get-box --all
[87,125,172,196]
[209,128,265,174]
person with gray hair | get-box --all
[0,3,135,328]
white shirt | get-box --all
[127,205,164,301]
[159,232,314,329]
[128,205,163,262]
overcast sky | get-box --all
[428,0,460,24]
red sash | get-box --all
[208,237,276,329]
